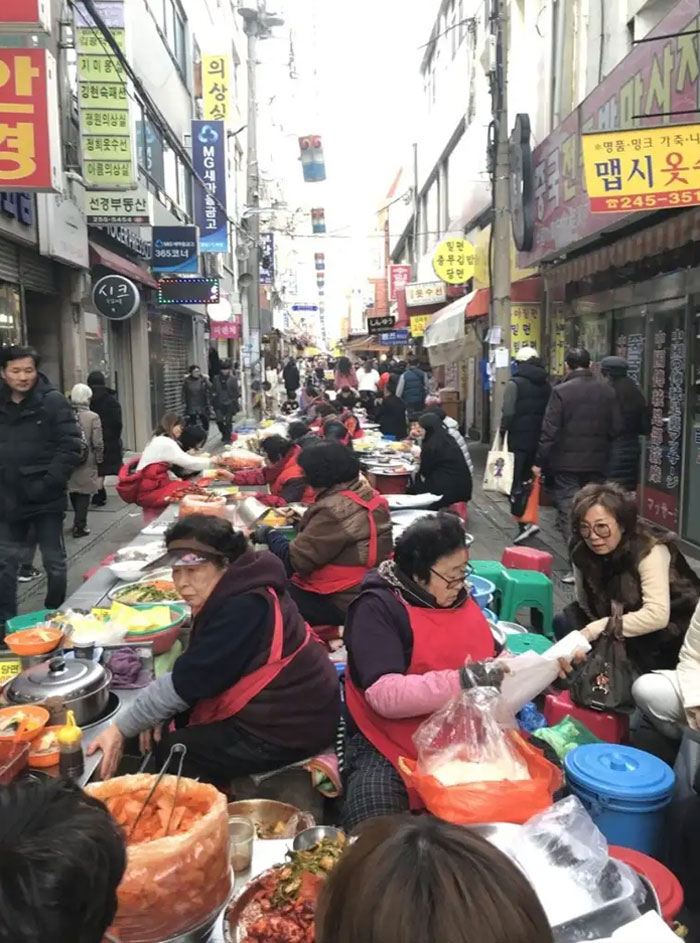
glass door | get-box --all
[683,300,700,546]
[640,299,687,532]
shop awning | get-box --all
[342,334,391,353]
[424,291,476,348]
[89,241,159,289]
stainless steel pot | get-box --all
[6,655,111,725]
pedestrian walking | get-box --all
[182,365,211,431]
[600,355,651,492]
[533,348,622,583]
[87,370,122,507]
[396,357,428,413]
[211,359,239,444]
[282,356,300,402]
[0,346,82,632]
[499,346,551,544]
[68,384,104,538]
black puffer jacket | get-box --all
[89,384,123,476]
[606,375,651,490]
[0,374,83,520]
[503,360,551,453]
[535,368,622,474]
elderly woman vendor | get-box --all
[342,512,501,830]
[89,514,340,783]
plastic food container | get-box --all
[178,494,227,519]
[609,844,683,924]
[5,626,64,656]
[125,604,187,655]
[564,745,675,856]
[467,574,496,609]
[0,740,29,784]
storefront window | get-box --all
[0,283,22,349]
[613,309,646,387]
[85,311,111,379]
[569,312,612,364]
[683,301,700,546]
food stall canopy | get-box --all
[423,291,476,365]
[342,334,391,353]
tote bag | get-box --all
[482,430,514,495]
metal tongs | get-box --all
[127,742,187,840]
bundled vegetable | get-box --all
[87,774,231,942]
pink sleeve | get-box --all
[365,671,461,720]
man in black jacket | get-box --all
[282,357,300,403]
[534,348,621,582]
[500,346,551,544]
[211,359,239,444]
[0,347,83,632]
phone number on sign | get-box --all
[591,189,700,212]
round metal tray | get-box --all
[225,867,292,943]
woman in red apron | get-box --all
[343,512,502,831]
[89,515,340,784]
[232,434,316,507]
[258,441,393,627]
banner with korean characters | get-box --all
[152,225,199,274]
[202,55,230,122]
[405,281,446,307]
[192,120,229,253]
[409,314,431,338]
[0,48,61,191]
[432,237,475,285]
[74,0,135,189]
[582,123,700,213]
[510,304,541,357]
[85,186,153,224]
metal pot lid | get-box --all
[7,655,108,703]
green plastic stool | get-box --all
[469,561,508,613]
[505,632,553,656]
[500,569,554,640]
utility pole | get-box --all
[489,0,512,436]
[238,3,283,416]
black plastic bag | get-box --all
[569,602,639,714]
[509,478,532,518]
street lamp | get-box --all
[237,3,284,416]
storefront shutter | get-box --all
[18,248,57,294]
[161,312,191,413]
[0,239,19,282]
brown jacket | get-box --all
[290,476,393,611]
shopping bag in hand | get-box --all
[569,602,639,713]
[519,474,540,525]
[483,430,514,495]
[509,478,532,518]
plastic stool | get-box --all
[544,690,629,744]
[609,845,683,924]
[502,546,553,578]
[500,568,554,639]
[447,501,468,523]
[469,561,508,613]
[505,633,552,656]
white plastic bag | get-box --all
[483,430,514,495]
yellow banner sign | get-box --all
[582,123,700,213]
[432,237,475,284]
[202,54,229,122]
[510,304,541,357]
[410,314,431,338]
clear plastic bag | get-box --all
[87,774,231,942]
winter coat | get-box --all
[443,416,473,474]
[502,360,551,455]
[377,394,407,440]
[211,372,239,411]
[535,368,622,475]
[606,375,651,491]
[571,527,700,673]
[0,373,82,521]
[415,416,472,506]
[289,477,393,613]
[282,362,300,392]
[182,376,211,415]
[397,367,427,411]
[334,368,358,390]
[68,405,104,495]
[233,445,316,506]
[88,384,122,475]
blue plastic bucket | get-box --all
[467,574,495,610]
[564,744,675,856]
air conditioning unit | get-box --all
[479,34,496,75]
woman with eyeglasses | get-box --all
[553,482,700,674]
[342,512,500,831]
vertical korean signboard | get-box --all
[192,120,229,253]
[510,304,541,357]
[388,264,411,301]
[74,0,135,189]
[202,55,230,122]
[0,48,60,191]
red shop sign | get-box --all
[1,1,50,30]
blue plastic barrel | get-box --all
[564,744,675,856]
[467,574,495,610]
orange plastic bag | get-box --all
[519,474,541,525]
[398,731,562,826]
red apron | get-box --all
[189,588,311,726]
[291,490,388,595]
[345,594,495,807]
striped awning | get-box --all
[546,209,700,285]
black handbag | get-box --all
[569,602,639,714]
[509,477,533,518]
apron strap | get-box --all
[266,587,284,662]
[340,490,387,568]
